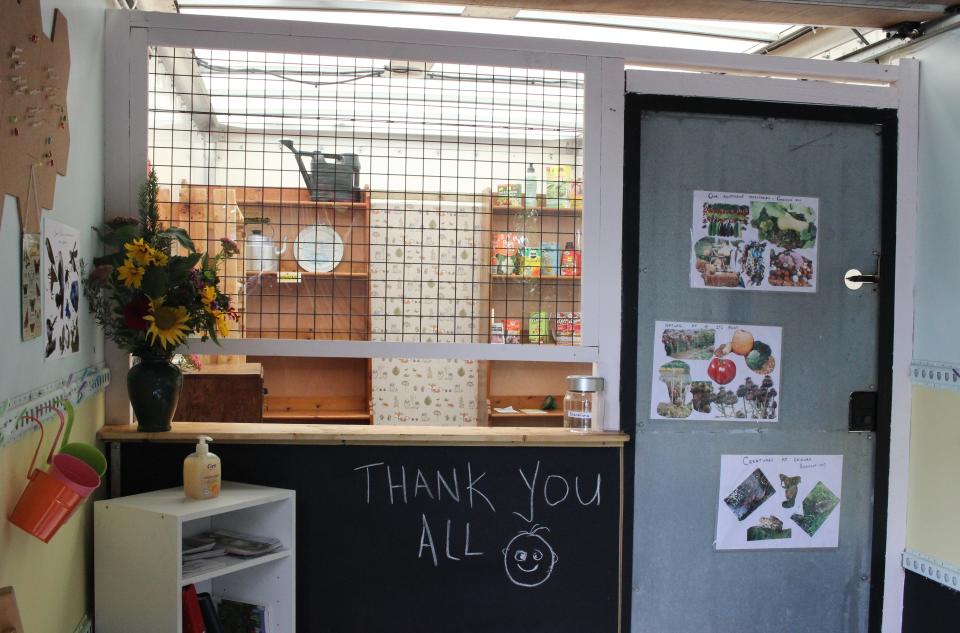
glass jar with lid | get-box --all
[564,375,604,431]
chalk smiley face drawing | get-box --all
[503,525,558,588]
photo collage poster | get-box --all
[690,190,819,293]
[42,218,81,359]
[650,321,782,422]
[715,455,843,550]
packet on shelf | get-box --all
[528,311,550,344]
[495,183,524,208]
[545,165,574,209]
[504,319,522,344]
[555,312,582,346]
[522,247,541,277]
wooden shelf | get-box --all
[245,270,369,279]
[99,422,629,447]
[262,411,372,422]
[491,274,581,281]
[489,410,563,419]
[182,549,292,586]
[491,204,581,216]
[250,200,367,210]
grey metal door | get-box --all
[626,96,891,632]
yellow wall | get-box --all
[0,397,103,632]
[906,385,960,566]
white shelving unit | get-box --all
[95,482,295,633]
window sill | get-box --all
[98,422,628,447]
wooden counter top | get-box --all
[98,422,629,447]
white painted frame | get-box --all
[104,10,627,428]
[625,61,919,633]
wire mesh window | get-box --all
[148,46,585,346]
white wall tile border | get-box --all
[909,360,960,392]
[902,549,960,592]
[0,363,110,450]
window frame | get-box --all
[104,10,625,428]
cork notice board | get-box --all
[0,586,25,633]
[0,0,71,234]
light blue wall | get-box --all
[910,30,960,363]
[0,0,107,402]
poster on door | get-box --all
[690,190,819,292]
[650,321,782,422]
[715,454,843,550]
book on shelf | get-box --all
[182,584,206,633]
[197,593,224,633]
[219,598,267,633]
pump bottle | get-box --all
[183,436,221,499]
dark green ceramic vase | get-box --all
[128,354,182,432]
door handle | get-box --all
[845,272,879,284]
[845,254,881,290]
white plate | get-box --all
[294,224,344,273]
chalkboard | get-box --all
[117,443,623,633]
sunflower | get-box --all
[200,285,218,312]
[124,239,152,266]
[143,299,190,349]
[116,259,145,289]
[214,310,231,338]
[146,247,169,266]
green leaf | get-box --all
[157,227,196,252]
[94,224,141,249]
[140,266,169,299]
[93,253,126,268]
[167,252,203,278]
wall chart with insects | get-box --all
[42,217,79,359]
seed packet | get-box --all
[522,247,541,277]
[490,322,505,344]
[505,319,522,344]
[528,311,550,344]
[555,311,582,345]
[544,165,574,209]
[495,184,524,208]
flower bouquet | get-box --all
[84,172,238,431]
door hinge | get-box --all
[849,391,878,432]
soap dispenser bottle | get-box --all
[184,436,221,499]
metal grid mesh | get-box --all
[148,46,584,345]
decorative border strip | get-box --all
[902,549,960,591]
[0,364,111,450]
[909,360,960,392]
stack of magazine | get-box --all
[182,529,283,575]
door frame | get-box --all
[620,67,918,633]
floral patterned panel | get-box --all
[369,199,484,425]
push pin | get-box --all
[11,127,19,136]
[45,136,52,144]
[30,34,39,43]
[8,115,17,123]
